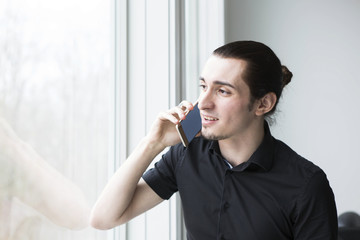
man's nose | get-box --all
[198,91,214,110]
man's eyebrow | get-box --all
[199,77,236,89]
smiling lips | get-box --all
[201,115,218,128]
[202,114,219,122]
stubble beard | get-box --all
[201,126,228,141]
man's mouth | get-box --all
[203,115,219,121]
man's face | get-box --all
[198,55,258,142]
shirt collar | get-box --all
[245,121,274,171]
[209,121,275,172]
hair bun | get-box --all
[281,65,293,88]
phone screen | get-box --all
[176,103,202,147]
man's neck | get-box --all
[218,120,265,167]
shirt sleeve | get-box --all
[142,144,183,200]
[293,170,338,239]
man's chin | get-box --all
[201,130,227,141]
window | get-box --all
[0,0,225,239]
[0,0,112,239]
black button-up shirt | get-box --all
[143,123,338,239]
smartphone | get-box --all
[176,103,202,147]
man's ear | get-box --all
[255,92,277,116]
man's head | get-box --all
[212,40,292,116]
[198,41,292,141]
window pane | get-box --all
[0,0,112,239]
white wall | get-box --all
[225,0,360,215]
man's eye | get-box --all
[199,84,207,90]
[219,89,230,95]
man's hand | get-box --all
[146,100,195,149]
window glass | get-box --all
[0,0,112,239]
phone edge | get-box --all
[175,124,189,147]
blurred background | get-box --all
[0,0,111,239]
[0,0,359,239]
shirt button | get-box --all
[224,202,230,210]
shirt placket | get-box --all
[217,168,233,240]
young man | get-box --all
[90,41,338,239]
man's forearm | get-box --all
[90,136,165,229]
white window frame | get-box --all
[112,0,224,239]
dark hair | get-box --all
[213,40,292,116]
